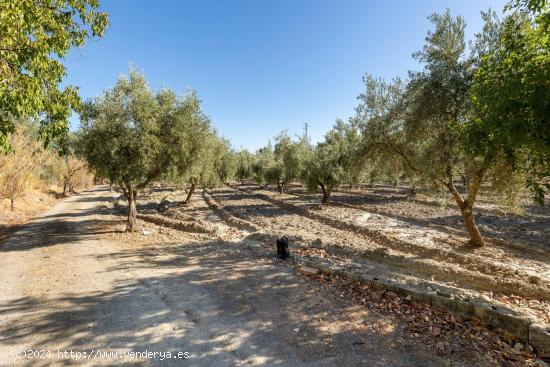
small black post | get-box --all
[276,236,290,260]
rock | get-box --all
[528,275,541,284]
[141,230,154,236]
[513,342,523,352]
[311,238,323,248]
[529,323,550,358]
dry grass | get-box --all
[0,185,61,241]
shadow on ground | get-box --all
[0,190,496,366]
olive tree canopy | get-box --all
[79,69,210,231]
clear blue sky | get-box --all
[65,0,508,151]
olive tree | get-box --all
[212,138,236,185]
[303,123,352,204]
[251,145,275,187]
[162,94,215,204]
[266,131,308,193]
[234,150,254,183]
[356,9,540,247]
[79,70,208,231]
[329,119,362,189]
[357,11,488,246]
[357,73,428,195]
[174,132,233,204]
[471,3,550,204]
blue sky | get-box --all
[65,0,508,151]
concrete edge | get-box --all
[298,258,550,358]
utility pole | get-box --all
[303,122,309,144]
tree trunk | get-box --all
[319,182,330,204]
[461,206,484,247]
[445,171,485,247]
[277,180,284,194]
[408,184,417,198]
[184,182,196,204]
[10,197,14,212]
[126,190,137,232]
[63,182,67,196]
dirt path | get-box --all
[0,187,520,366]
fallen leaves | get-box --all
[303,271,542,366]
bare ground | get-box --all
[0,188,61,242]
[202,184,550,326]
[3,187,535,366]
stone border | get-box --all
[233,233,550,358]
[297,257,550,358]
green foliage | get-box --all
[405,10,473,183]
[354,6,550,245]
[251,144,275,186]
[176,132,234,193]
[506,0,549,26]
[356,10,494,246]
[356,75,414,186]
[78,69,211,229]
[267,131,309,192]
[79,70,160,190]
[234,150,254,183]
[331,118,363,187]
[212,138,236,185]
[248,131,311,192]
[471,5,550,204]
[0,0,108,149]
[303,122,356,203]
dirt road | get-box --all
[0,188,504,366]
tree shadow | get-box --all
[258,185,550,256]
[0,237,487,367]
[0,192,120,253]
